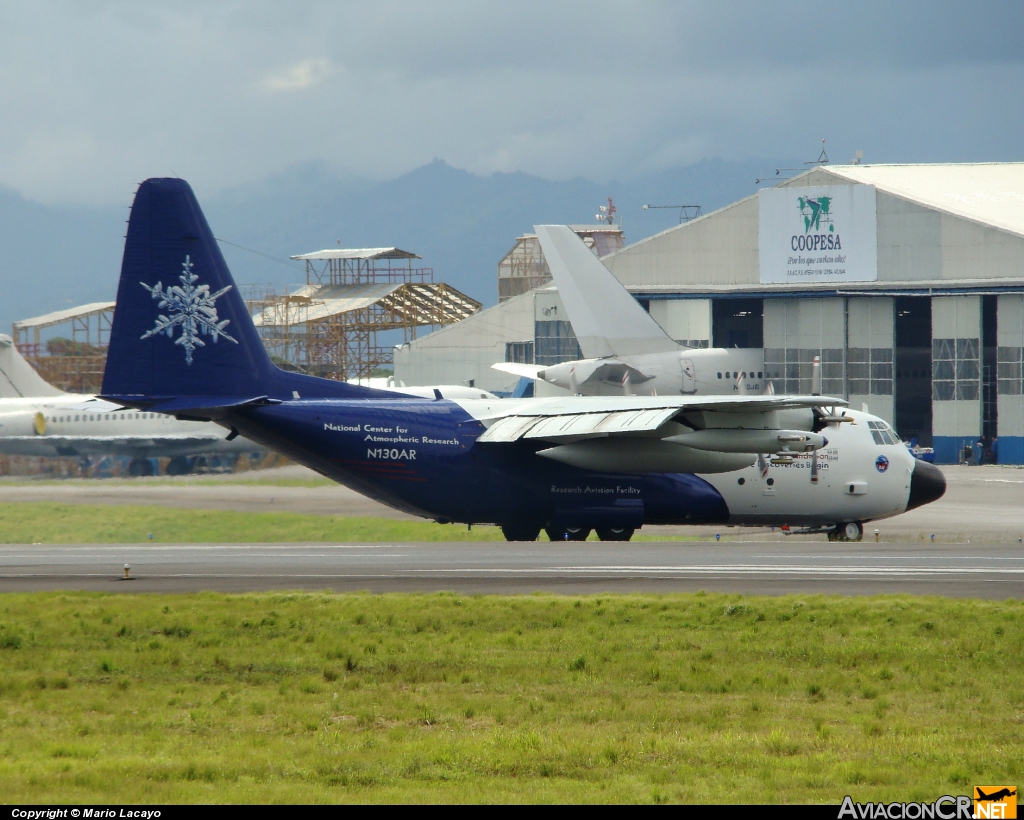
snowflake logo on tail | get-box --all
[140,255,238,365]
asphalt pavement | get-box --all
[1,540,1022,598]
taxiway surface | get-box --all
[1,540,1021,598]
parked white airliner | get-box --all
[0,334,497,476]
[0,334,263,475]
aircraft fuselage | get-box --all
[223,399,926,531]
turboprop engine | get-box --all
[537,438,756,473]
[536,427,826,474]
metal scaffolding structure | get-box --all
[13,302,115,393]
[246,248,481,382]
[497,225,624,302]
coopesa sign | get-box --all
[759,183,877,284]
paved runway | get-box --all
[2,540,1022,598]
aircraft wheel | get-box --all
[166,456,193,476]
[844,522,864,542]
[544,526,591,542]
[127,458,154,477]
[596,527,634,542]
[830,522,863,542]
[501,523,541,542]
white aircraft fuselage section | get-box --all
[536,348,766,397]
[0,395,253,458]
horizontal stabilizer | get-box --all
[145,395,280,418]
[491,362,544,379]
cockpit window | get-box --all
[868,420,900,446]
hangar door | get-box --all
[763,298,845,396]
[847,297,894,427]
[931,296,981,463]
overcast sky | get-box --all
[1,0,1022,206]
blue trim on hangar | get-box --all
[634,284,1024,300]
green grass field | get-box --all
[0,502,504,543]
[0,591,1020,803]
[0,502,711,543]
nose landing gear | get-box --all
[828,521,864,542]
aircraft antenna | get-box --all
[755,139,831,184]
[596,196,617,225]
[642,204,702,224]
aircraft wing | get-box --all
[475,393,845,443]
[534,225,679,358]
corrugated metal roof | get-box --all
[291,248,420,261]
[823,163,1024,238]
[14,302,115,329]
[252,281,480,326]
[253,283,402,326]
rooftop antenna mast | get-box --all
[755,139,831,184]
[643,204,702,224]
[596,196,617,225]
[813,138,828,165]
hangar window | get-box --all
[933,338,979,401]
[535,320,582,367]
[765,347,844,395]
[505,341,534,365]
[998,346,1023,396]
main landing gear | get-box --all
[500,524,636,542]
[127,458,155,477]
[827,521,864,542]
[544,526,591,542]
[595,527,634,542]
[500,523,541,542]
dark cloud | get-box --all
[0,1,1020,204]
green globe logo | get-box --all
[797,196,834,233]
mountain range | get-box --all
[0,157,786,335]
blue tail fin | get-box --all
[102,178,386,409]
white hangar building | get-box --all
[394,163,1024,464]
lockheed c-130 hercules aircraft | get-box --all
[99,178,945,542]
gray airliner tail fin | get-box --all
[0,335,65,398]
[534,225,679,358]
